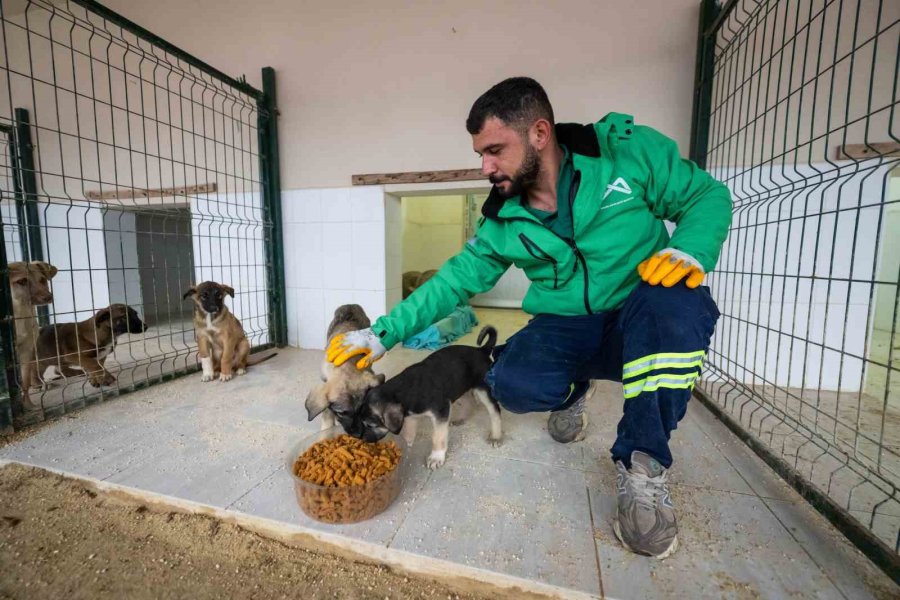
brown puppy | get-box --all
[183,281,253,382]
[9,261,57,408]
[305,304,385,431]
[33,304,147,389]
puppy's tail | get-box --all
[476,326,498,354]
[247,351,278,366]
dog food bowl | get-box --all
[287,427,410,524]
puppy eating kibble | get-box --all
[348,325,503,469]
[183,281,275,382]
[305,304,385,431]
[33,303,147,388]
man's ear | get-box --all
[95,307,111,323]
[530,118,553,151]
[305,384,329,421]
[219,284,235,298]
[182,287,196,300]
[383,402,405,434]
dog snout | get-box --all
[362,428,387,443]
[33,291,53,305]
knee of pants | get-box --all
[486,363,570,414]
[624,282,720,342]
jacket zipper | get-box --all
[499,171,593,314]
[518,233,559,289]
[566,171,592,314]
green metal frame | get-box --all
[1,2,285,430]
[259,67,288,348]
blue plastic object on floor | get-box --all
[402,305,479,350]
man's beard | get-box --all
[490,143,541,199]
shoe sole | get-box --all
[613,518,679,560]
[550,413,589,444]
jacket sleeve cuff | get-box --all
[371,323,400,351]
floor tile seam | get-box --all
[224,465,282,510]
[453,447,590,474]
[385,469,434,549]
[687,402,777,500]
[691,404,851,597]
[585,486,606,599]
[758,492,852,599]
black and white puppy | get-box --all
[347,326,502,469]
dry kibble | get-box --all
[292,434,402,523]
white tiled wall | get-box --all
[282,186,388,349]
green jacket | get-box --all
[373,113,732,349]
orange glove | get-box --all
[637,248,705,288]
[326,328,387,369]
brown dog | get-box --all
[183,281,274,382]
[9,261,58,408]
[305,304,385,431]
[33,304,147,389]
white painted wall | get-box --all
[102,0,706,189]
[400,195,465,276]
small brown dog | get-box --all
[183,281,274,382]
[306,304,385,431]
[33,303,147,388]
[9,261,58,408]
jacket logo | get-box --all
[603,177,632,200]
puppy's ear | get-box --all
[33,261,58,279]
[182,286,196,300]
[219,284,235,298]
[95,307,111,323]
[383,402,405,434]
[305,384,330,421]
[375,373,386,384]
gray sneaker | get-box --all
[613,451,678,559]
[547,387,590,443]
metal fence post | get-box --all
[688,0,720,168]
[0,230,16,431]
[259,67,287,347]
[13,109,48,327]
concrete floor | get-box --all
[1,308,896,599]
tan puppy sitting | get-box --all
[9,261,57,408]
[184,281,275,382]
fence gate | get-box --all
[690,0,899,578]
[0,0,285,431]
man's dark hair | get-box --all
[466,77,555,135]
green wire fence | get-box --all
[0,0,285,431]
[691,0,899,580]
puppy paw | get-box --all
[219,372,233,382]
[90,373,115,387]
[200,373,214,382]
[488,436,503,448]
[236,368,246,376]
[426,450,446,470]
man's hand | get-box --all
[326,328,387,369]
[637,248,705,288]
